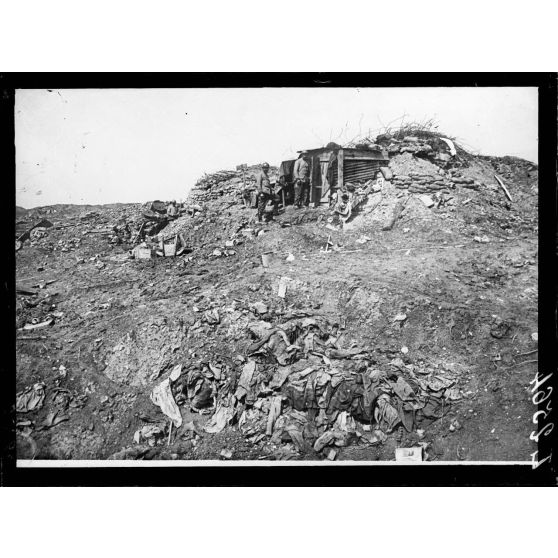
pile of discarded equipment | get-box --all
[145,314,461,459]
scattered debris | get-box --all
[382,197,408,230]
[356,235,372,244]
[266,395,282,436]
[16,284,38,296]
[41,410,70,429]
[220,448,233,459]
[252,301,268,315]
[204,405,234,434]
[150,377,183,428]
[395,447,423,462]
[375,394,401,433]
[490,316,511,339]
[203,309,220,325]
[132,244,152,259]
[439,137,457,156]
[449,418,462,432]
[416,194,435,208]
[134,425,164,445]
[326,448,338,461]
[17,219,54,243]
[16,383,46,413]
[22,317,55,331]
[277,277,288,298]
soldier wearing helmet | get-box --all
[255,162,279,222]
[293,151,311,208]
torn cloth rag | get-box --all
[150,378,183,428]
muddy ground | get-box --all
[14,153,538,462]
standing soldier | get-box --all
[166,200,178,219]
[293,151,311,208]
[255,162,279,222]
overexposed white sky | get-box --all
[15,87,538,208]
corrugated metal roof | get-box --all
[296,146,389,159]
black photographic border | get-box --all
[1,72,556,486]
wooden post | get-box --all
[494,174,512,202]
[320,156,330,204]
[338,149,344,191]
[243,167,247,207]
[132,222,145,245]
[309,156,314,204]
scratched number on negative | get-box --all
[530,371,553,469]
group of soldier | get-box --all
[253,151,311,222]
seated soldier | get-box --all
[330,183,348,207]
